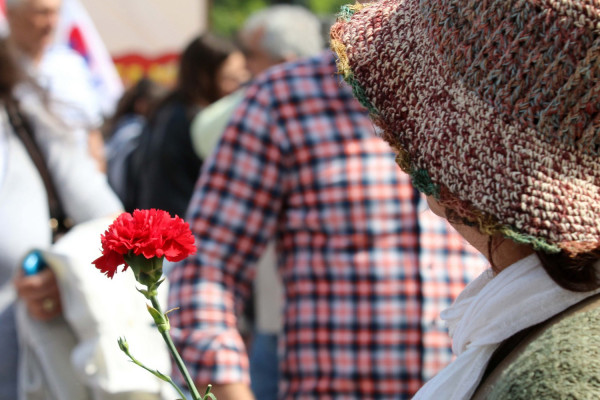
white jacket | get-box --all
[17,218,178,400]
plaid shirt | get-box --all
[168,52,488,399]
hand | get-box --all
[198,383,255,400]
[14,268,63,321]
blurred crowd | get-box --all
[14,0,598,399]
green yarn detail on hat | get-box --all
[392,146,439,197]
[345,73,380,116]
[331,3,379,115]
[338,4,364,22]
[392,126,562,254]
[393,149,440,198]
[411,168,440,198]
[392,143,559,253]
[500,226,561,254]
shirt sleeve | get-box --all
[168,80,289,385]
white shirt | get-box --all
[20,45,104,149]
[0,100,122,313]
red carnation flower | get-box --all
[93,209,196,280]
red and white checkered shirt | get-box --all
[168,52,488,399]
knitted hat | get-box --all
[331,0,600,257]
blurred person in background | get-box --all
[103,77,165,210]
[0,38,122,400]
[187,6,324,400]
[190,4,325,159]
[168,43,489,400]
[129,33,249,219]
[240,4,325,78]
[5,0,108,172]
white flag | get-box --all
[52,0,123,116]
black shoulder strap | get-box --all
[5,99,69,241]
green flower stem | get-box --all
[118,337,187,399]
[150,294,203,400]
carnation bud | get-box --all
[117,337,129,353]
[124,253,165,288]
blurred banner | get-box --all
[78,0,208,87]
[0,0,207,90]
[54,0,124,115]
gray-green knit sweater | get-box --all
[485,304,600,399]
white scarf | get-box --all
[413,253,600,400]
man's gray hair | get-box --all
[242,5,324,60]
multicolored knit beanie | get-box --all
[331,0,600,257]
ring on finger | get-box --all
[42,298,55,312]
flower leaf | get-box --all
[146,304,170,333]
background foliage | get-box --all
[209,0,349,38]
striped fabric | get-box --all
[167,52,488,399]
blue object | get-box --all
[249,332,279,400]
[22,250,48,276]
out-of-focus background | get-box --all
[0,0,346,92]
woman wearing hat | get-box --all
[332,0,600,399]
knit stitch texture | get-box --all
[487,305,600,399]
[330,0,600,256]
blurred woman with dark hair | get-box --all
[130,34,249,217]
